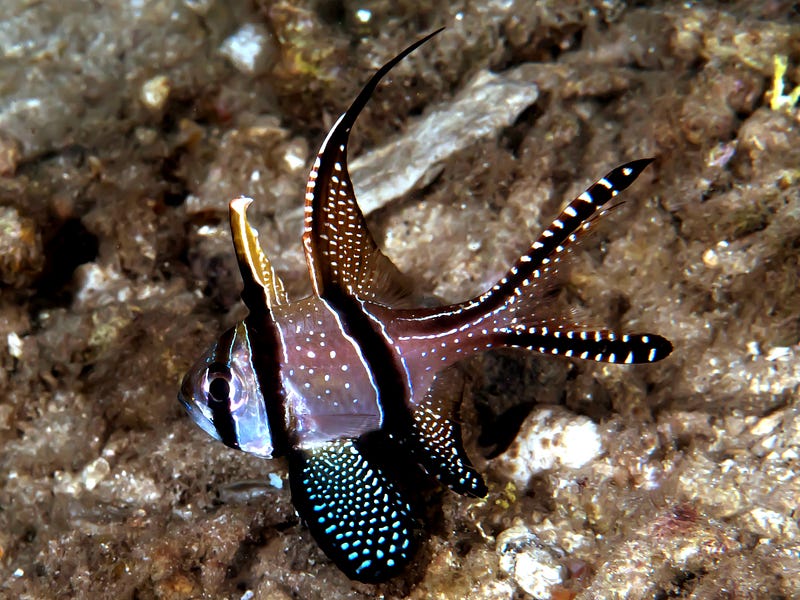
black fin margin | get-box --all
[288,439,419,583]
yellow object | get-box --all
[769,56,800,112]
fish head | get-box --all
[179,320,275,458]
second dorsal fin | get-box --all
[301,29,444,307]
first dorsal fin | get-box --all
[230,197,288,312]
[302,29,444,307]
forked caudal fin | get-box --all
[386,158,672,368]
[471,158,673,364]
[367,159,671,500]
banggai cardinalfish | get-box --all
[179,28,672,582]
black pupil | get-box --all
[208,377,230,402]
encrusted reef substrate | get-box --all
[1,1,799,598]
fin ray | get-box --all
[499,327,673,363]
[405,387,487,497]
[386,159,655,328]
[380,159,669,389]
[472,159,655,314]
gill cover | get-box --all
[179,321,274,458]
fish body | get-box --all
[178,29,672,582]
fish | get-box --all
[178,28,673,583]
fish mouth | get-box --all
[178,374,195,415]
[178,376,222,443]
[177,390,193,415]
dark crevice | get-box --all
[315,0,346,27]
[494,27,582,71]
[225,519,294,582]
[158,136,190,208]
[33,218,99,308]
[476,401,536,458]
[499,102,544,158]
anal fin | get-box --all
[406,393,487,498]
[288,439,418,582]
[401,370,487,498]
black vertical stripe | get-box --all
[244,314,291,457]
[322,288,411,430]
[208,327,240,450]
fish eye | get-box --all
[205,362,233,403]
[208,376,230,402]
